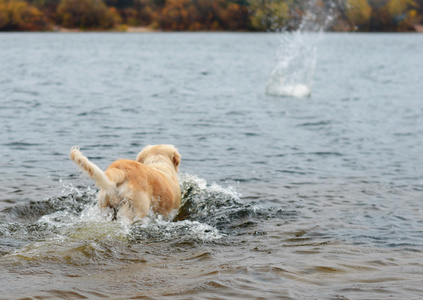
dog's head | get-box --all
[136,145,181,172]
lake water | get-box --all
[0,32,422,299]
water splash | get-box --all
[266,1,334,98]
[265,31,318,97]
[0,174,291,264]
[0,175,237,261]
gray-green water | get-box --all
[1,33,423,299]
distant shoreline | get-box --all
[2,24,423,33]
[3,26,422,33]
[52,26,158,33]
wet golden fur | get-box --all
[70,145,181,223]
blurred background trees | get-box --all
[56,0,121,29]
[0,0,48,30]
[155,0,249,30]
[340,0,419,30]
[248,0,292,31]
[0,0,421,31]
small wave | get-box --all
[130,215,222,243]
[175,174,245,228]
[175,174,288,234]
[1,185,97,223]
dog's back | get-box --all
[106,159,181,215]
[70,145,181,223]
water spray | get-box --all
[265,0,335,98]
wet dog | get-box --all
[70,145,181,223]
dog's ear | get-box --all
[172,151,181,172]
[136,145,153,163]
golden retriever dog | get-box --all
[70,145,181,223]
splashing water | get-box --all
[265,31,318,97]
[0,174,288,264]
[266,2,334,98]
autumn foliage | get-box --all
[56,0,121,29]
[340,0,419,31]
[156,0,249,30]
[0,0,48,30]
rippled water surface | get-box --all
[1,33,423,299]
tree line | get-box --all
[0,0,421,31]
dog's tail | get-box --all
[70,146,116,192]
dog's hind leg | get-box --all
[117,192,151,224]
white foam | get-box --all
[179,173,241,199]
[133,215,223,242]
[38,210,78,228]
[266,83,311,98]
